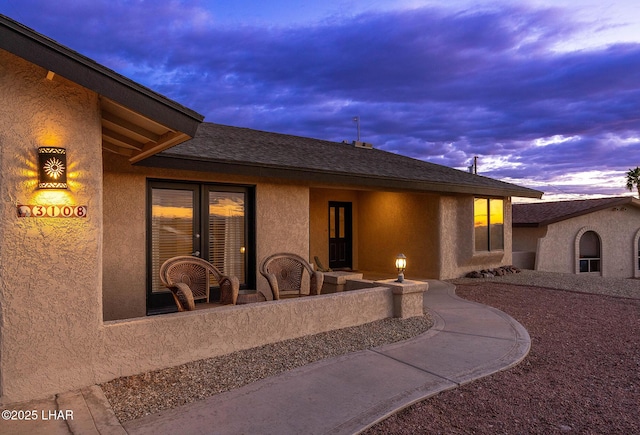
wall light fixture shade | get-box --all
[38,147,68,189]
[395,253,407,283]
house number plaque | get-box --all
[17,205,88,218]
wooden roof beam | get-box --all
[102,127,145,150]
[102,111,161,143]
[102,139,134,157]
[130,131,190,163]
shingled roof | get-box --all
[141,123,542,198]
[512,196,640,227]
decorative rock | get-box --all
[464,265,521,278]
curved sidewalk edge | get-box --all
[121,280,531,435]
[344,280,532,433]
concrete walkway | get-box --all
[1,281,530,434]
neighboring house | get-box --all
[0,15,541,403]
[512,196,640,278]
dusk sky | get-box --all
[2,0,640,201]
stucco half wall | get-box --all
[3,284,395,403]
[99,286,394,382]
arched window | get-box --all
[579,230,601,273]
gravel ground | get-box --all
[101,314,433,422]
[450,269,640,299]
[365,273,640,434]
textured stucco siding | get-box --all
[513,226,547,252]
[535,206,640,277]
[0,50,103,403]
[98,286,392,381]
[439,195,513,279]
[512,226,547,269]
[357,191,440,279]
[309,188,360,270]
[255,183,309,297]
[102,170,146,319]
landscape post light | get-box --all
[395,253,407,283]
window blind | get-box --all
[208,191,245,283]
[151,188,194,292]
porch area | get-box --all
[101,275,428,384]
[176,268,427,312]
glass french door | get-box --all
[206,188,246,284]
[148,183,198,313]
[147,181,254,314]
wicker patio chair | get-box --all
[260,253,324,300]
[160,256,240,311]
[314,256,332,272]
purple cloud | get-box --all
[3,1,640,198]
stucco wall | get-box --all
[309,188,360,270]
[512,226,547,270]
[255,182,310,296]
[535,206,640,277]
[311,190,515,280]
[357,191,440,279]
[513,226,547,252]
[438,195,513,279]
[102,170,147,319]
[98,286,392,382]
[0,50,103,403]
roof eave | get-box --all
[0,14,204,135]
[513,223,543,228]
[138,155,543,198]
[549,197,640,223]
[513,196,640,226]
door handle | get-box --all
[192,234,201,257]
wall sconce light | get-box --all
[395,253,407,283]
[38,147,67,189]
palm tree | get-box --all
[626,167,640,198]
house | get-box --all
[0,14,541,403]
[512,196,640,278]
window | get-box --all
[147,181,255,314]
[579,231,600,273]
[474,198,504,252]
[208,190,247,283]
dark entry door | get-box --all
[328,202,352,269]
